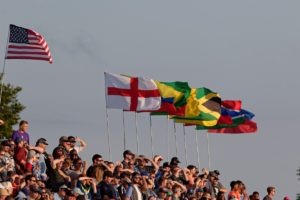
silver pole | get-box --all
[195,130,200,170]
[173,121,178,157]
[135,112,139,154]
[183,125,188,166]
[150,115,154,157]
[206,133,211,170]
[122,111,126,150]
[166,116,169,161]
[0,26,10,106]
[105,108,112,161]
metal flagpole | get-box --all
[149,115,154,157]
[195,129,201,170]
[0,27,11,106]
[183,125,188,166]
[166,116,169,161]
[103,72,112,161]
[173,121,178,157]
[135,112,139,154]
[105,108,112,161]
[122,111,126,150]
[206,132,211,170]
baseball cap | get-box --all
[36,138,48,145]
[170,157,180,165]
[68,136,76,143]
[73,187,84,195]
[59,136,69,143]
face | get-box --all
[20,123,29,132]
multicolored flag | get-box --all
[173,87,221,126]
[5,24,53,63]
[104,72,161,111]
[150,81,191,116]
[208,119,257,134]
[196,100,255,130]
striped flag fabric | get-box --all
[5,24,53,63]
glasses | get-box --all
[96,159,103,162]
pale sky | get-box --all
[1,1,300,199]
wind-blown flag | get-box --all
[208,119,257,134]
[196,100,255,130]
[104,72,161,111]
[150,81,191,116]
[173,87,221,126]
[5,24,53,63]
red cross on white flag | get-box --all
[104,72,161,111]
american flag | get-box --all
[5,24,53,63]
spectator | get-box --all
[98,171,116,199]
[86,154,106,183]
[253,191,260,200]
[68,136,87,154]
[263,186,276,200]
[122,150,135,170]
[11,120,30,144]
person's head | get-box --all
[216,191,226,200]
[158,188,168,199]
[170,157,180,167]
[73,158,83,170]
[27,150,39,162]
[230,181,239,191]
[29,185,41,199]
[69,149,79,161]
[92,154,103,165]
[123,150,134,161]
[252,191,259,200]
[35,138,48,148]
[25,174,37,186]
[132,172,142,184]
[187,165,197,176]
[58,185,68,197]
[172,185,183,197]
[195,188,204,199]
[60,136,71,149]
[1,140,11,152]
[200,192,212,200]
[52,146,65,159]
[267,186,275,197]
[68,136,76,148]
[103,171,114,183]
[19,120,29,132]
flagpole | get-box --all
[149,115,154,157]
[0,27,10,106]
[135,112,139,154]
[183,124,188,166]
[105,108,112,161]
[206,132,211,170]
[122,111,126,150]
[173,121,178,157]
[166,116,169,161]
[195,129,201,170]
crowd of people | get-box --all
[0,120,287,200]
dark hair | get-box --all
[267,186,275,194]
[92,154,102,162]
[19,120,28,127]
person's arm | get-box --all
[147,157,159,173]
[170,180,187,193]
[124,185,133,200]
[28,146,44,153]
[75,137,87,152]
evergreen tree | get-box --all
[0,77,25,139]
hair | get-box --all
[92,154,102,163]
[19,120,28,127]
[25,174,35,183]
[267,186,275,194]
[252,191,259,196]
